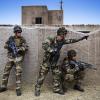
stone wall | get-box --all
[0,25,100,87]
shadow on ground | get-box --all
[0,84,100,100]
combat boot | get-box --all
[73,85,84,92]
[0,87,7,92]
[35,85,40,96]
[16,89,22,96]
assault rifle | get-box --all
[8,36,18,58]
[69,60,97,71]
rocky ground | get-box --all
[0,84,100,100]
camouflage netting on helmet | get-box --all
[13,25,22,33]
[67,50,77,58]
[57,27,68,36]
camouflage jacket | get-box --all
[42,36,85,54]
[61,60,76,75]
[61,59,86,75]
[4,36,28,58]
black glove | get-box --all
[82,35,89,40]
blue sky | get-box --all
[0,0,100,25]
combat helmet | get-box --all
[67,50,77,58]
[57,27,67,36]
[13,25,22,33]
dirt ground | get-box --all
[0,84,100,100]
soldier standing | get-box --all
[35,27,89,96]
[0,25,28,96]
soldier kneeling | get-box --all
[61,50,86,92]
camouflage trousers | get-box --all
[61,71,85,89]
[1,57,23,90]
[35,62,62,92]
[74,71,85,86]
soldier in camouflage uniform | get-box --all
[61,50,85,92]
[0,25,28,96]
[35,27,89,96]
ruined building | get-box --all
[22,6,63,25]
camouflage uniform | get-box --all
[1,36,28,90]
[35,28,88,96]
[61,50,85,92]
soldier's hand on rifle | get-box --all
[18,47,26,52]
[17,48,21,52]
[49,49,54,53]
[50,48,57,53]
[75,67,80,72]
[49,48,57,56]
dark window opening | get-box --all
[35,17,42,24]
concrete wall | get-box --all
[22,6,49,25]
[22,6,63,25]
[0,25,100,87]
[48,10,63,25]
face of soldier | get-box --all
[15,32,21,37]
[72,56,77,60]
[57,35,65,41]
